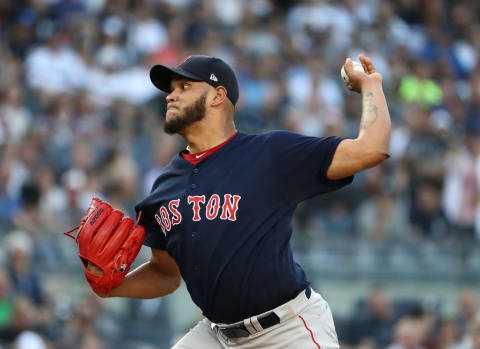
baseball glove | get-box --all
[64,197,145,295]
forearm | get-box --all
[106,261,181,299]
[327,56,391,179]
[357,81,391,156]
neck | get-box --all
[181,120,237,154]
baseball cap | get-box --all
[150,55,239,106]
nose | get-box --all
[166,90,177,103]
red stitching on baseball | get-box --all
[298,315,321,349]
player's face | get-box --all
[165,79,208,134]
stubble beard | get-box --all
[164,93,207,135]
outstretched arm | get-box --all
[91,247,181,298]
[327,55,391,180]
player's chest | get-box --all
[149,161,279,236]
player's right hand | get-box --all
[343,55,383,93]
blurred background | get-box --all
[0,0,479,348]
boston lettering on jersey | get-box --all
[154,194,241,234]
[135,131,353,324]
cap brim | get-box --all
[150,65,202,93]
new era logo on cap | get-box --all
[150,55,239,106]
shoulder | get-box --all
[252,130,304,144]
[260,130,339,149]
[239,130,339,154]
[231,131,298,152]
[150,154,185,192]
[236,130,296,140]
[262,130,298,139]
[261,130,327,142]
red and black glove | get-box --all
[64,198,145,295]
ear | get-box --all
[209,86,228,107]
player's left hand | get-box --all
[87,261,104,275]
[343,55,383,93]
[64,197,146,295]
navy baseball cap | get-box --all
[150,55,239,106]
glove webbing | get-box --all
[63,210,143,240]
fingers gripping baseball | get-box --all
[359,54,376,74]
[342,55,382,93]
[64,198,146,295]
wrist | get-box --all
[361,79,383,93]
[92,289,109,298]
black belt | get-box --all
[219,287,311,339]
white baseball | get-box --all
[341,61,365,84]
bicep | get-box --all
[327,139,389,180]
[150,247,181,278]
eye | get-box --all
[182,83,190,89]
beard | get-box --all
[164,93,207,134]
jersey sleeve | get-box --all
[267,131,353,204]
[135,199,167,250]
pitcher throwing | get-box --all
[69,54,391,348]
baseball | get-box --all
[341,61,365,84]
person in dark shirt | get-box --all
[90,54,391,348]
[350,286,400,348]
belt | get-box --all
[219,287,311,339]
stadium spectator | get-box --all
[443,131,480,240]
[0,269,13,329]
[4,231,45,306]
[455,318,480,349]
[350,286,400,348]
[456,289,478,341]
[57,294,106,349]
[435,318,460,349]
[385,317,426,349]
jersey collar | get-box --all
[181,131,239,165]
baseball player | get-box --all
[73,54,390,348]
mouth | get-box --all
[165,107,180,120]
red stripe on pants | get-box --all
[298,315,321,349]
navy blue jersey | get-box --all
[135,131,353,324]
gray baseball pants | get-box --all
[172,288,340,349]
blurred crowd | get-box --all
[339,286,480,349]
[0,0,478,348]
